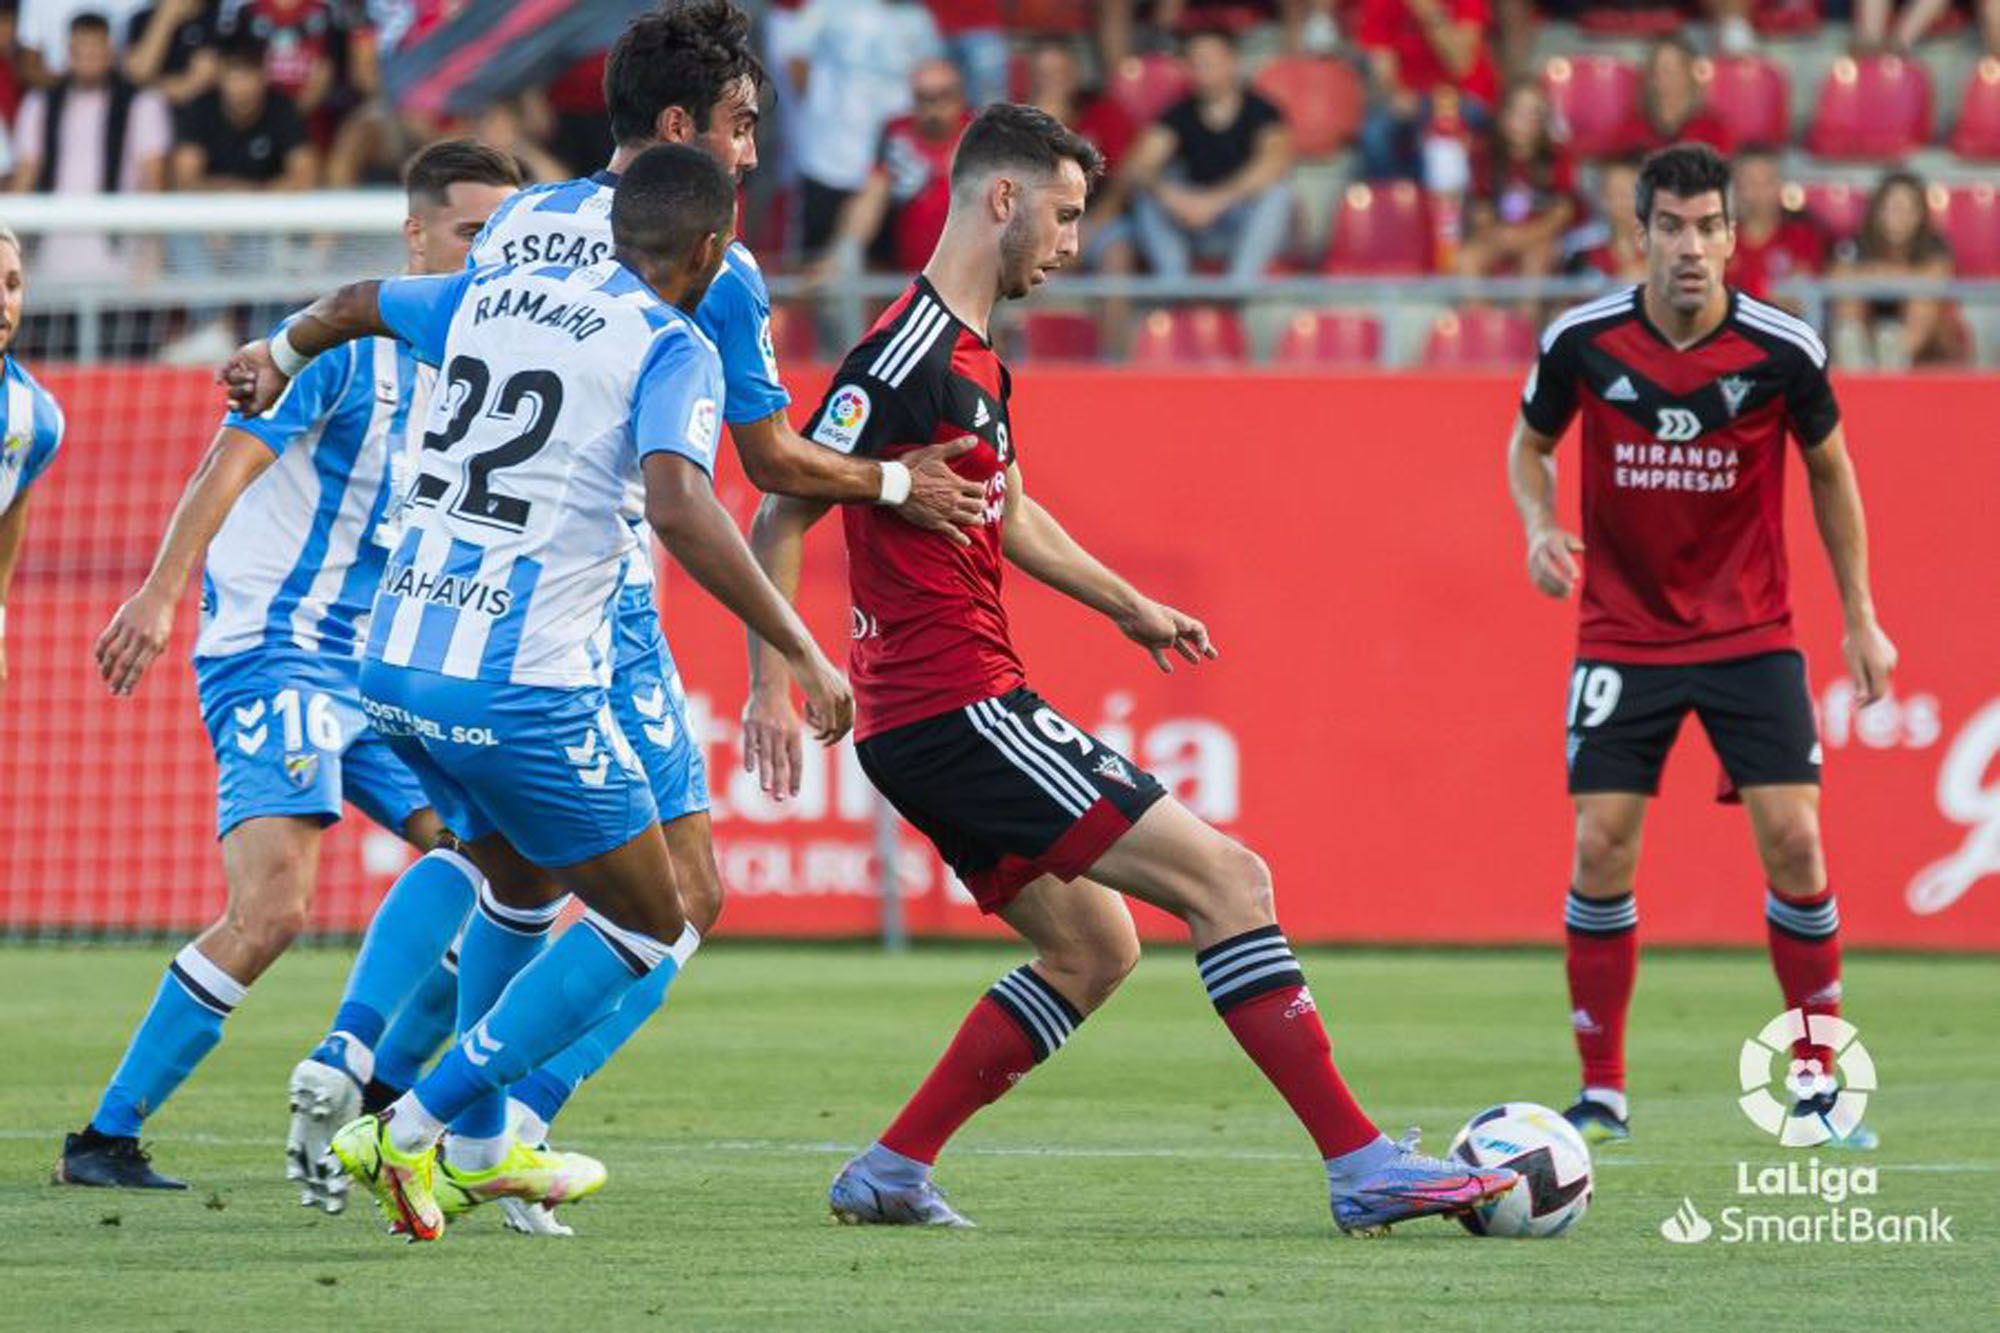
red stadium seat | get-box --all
[1697,55,1790,148]
[1793,180,1871,242]
[1421,308,1538,369]
[1931,182,2000,277]
[1753,0,1821,35]
[1805,55,1932,160]
[1251,56,1365,158]
[1322,181,1431,275]
[766,304,818,368]
[1128,306,1248,368]
[1948,57,2000,160]
[1575,6,1684,37]
[1108,54,1191,126]
[1015,311,1101,363]
[1009,0,1093,35]
[1543,55,1640,160]
[1272,310,1382,369]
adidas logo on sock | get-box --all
[1570,1007,1602,1035]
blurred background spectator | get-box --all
[1611,36,1732,158]
[1458,77,1574,278]
[1124,27,1293,281]
[1567,154,1645,284]
[123,0,222,108]
[1725,145,1824,309]
[1355,0,1498,181]
[809,56,968,283]
[172,30,314,191]
[926,0,1007,109]
[1830,171,1968,368]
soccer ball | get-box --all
[1448,1102,1593,1238]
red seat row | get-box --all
[1116,306,1537,370]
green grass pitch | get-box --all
[2,943,1993,1331]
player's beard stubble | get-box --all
[998,213,1039,301]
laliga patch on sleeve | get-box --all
[812,384,871,453]
[686,397,720,462]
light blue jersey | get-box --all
[200,339,427,660]
[0,355,65,514]
[364,260,724,690]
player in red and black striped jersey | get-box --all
[1507,144,1898,1148]
[748,103,1519,1236]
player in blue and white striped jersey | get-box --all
[224,144,851,1240]
[0,228,67,699]
[56,143,522,1195]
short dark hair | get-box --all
[604,0,765,147]
[611,142,736,262]
[949,102,1104,195]
[403,138,524,209]
[68,11,111,37]
[218,29,267,69]
[1636,142,1733,225]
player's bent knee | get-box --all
[1573,822,1639,893]
[1763,823,1826,892]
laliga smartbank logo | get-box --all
[1657,1011,1956,1246]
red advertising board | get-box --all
[3,367,1996,948]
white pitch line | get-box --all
[3,1129,1995,1172]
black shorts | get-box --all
[856,686,1168,914]
[1565,650,1821,798]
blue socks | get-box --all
[393,913,698,1144]
[315,848,481,1070]
[511,947,688,1129]
[90,945,248,1137]
[372,945,461,1091]
[448,884,568,1138]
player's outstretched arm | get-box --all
[1802,426,1897,706]
[643,454,852,745]
[741,492,835,798]
[94,428,278,696]
[1508,415,1584,598]
[1000,465,1215,674]
[218,280,393,417]
[732,413,986,544]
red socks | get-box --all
[1565,890,1639,1091]
[1766,888,1843,1073]
[1198,927,1380,1159]
[879,966,1079,1165]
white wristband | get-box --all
[877,459,912,506]
[269,324,313,378]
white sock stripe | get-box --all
[1195,929,1288,974]
[172,943,247,1011]
[1566,897,1639,927]
[424,846,483,892]
[868,296,938,379]
[1767,892,1839,933]
[1206,958,1306,1001]
[986,701,1099,808]
[990,979,1062,1054]
[1199,942,1297,989]
[966,701,1088,815]
[994,971,1074,1043]
[580,909,672,971]
[477,881,568,933]
[1007,965,1083,1025]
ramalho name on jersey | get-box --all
[805,277,1024,739]
[363,258,723,689]
[1521,286,1839,664]
[201,337,426,659]
[0,354,65,517]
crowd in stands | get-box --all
[1,0,1996,367]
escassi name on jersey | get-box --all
[486,231,612,269]
[471,287,610,342]
[382,562,515,616]
[1612,441,1740,493]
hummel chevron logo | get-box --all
[632,686,666,720]
[1604,375,1638,402]
[233,701,266,727]
[462,1021,503,1068]
[235,726,268,755]
[565,729,610,787]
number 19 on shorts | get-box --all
[1568,665,1624,730]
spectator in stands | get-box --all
[15,0,150,84]
[1725,145,1825,309]
[810,58,970,280]
[1609,36,1733,159]
[123,0,221,108]
[781,0,944,259]
[1854,0,2000,55]
[926,0,1007,108]
[1098,2,1337,70]
[224,0,341,134]
[172,31,315,190]
[1027,35,1139,349]
[1354,0,1499,181]
[1123,26,1293,280]
[473,95,569,184]
[1458,78,1575,277]
[10,11,171,197]
[1830,170,1968,369]
[1568,154,1645,282]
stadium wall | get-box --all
[4,369,1997,949]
